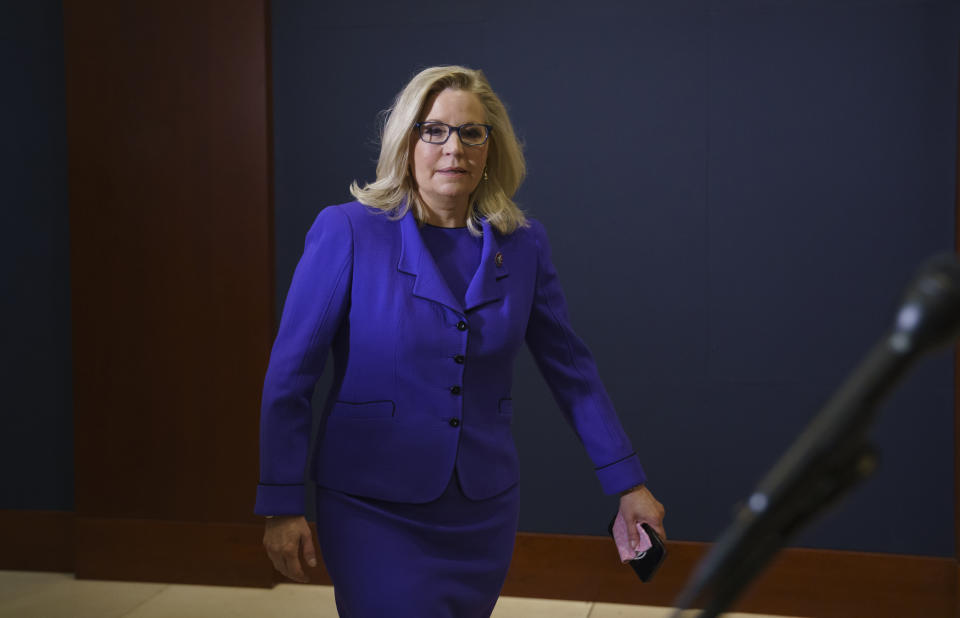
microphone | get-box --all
[889,253,960,355]
[673,253,960,618]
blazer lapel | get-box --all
[397,209,464,314]
[464,218,509,312]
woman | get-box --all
[256,65,666,617]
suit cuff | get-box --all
[595,453,647,495]
[254,483,305,516]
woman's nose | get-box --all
[443,131,465,154]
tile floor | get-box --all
[0,571,802,618]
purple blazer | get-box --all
[255,201,646,515]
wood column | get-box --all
[64,0,274,586]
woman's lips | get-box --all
[437,167,467,176]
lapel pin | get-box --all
[495,252,504,267]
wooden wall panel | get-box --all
[63,0,273,582]
[0,510,74,573]
[1,511,954,617]
[75,517,270,587]
[503,534,955,618]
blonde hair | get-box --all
[350,65,528,236]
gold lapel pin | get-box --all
[495,252,504,267]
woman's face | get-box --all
[410,88,489,214]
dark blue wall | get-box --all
[1,2,73,510]
[271,0,959,556]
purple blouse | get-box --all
[420,224,483,308]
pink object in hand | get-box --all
[611,511,653,563]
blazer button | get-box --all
[449,418,460,427]
[453,355,465,364]
[456,320,467,331]
[449,385,462,395]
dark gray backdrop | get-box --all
[2,2,73,511]
[271,0,958,557]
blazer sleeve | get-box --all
[524,220,647,495]
[254,205,353,515]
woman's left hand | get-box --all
[618,484,666,551]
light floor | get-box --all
[0,571,801,618]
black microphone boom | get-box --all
[672,253,960,618]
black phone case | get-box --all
[607,515,667,583]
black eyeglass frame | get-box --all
[413,121,493,146]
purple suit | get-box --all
[255,201,646,516]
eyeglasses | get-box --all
[413,121,492,146]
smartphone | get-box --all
[607,515,667,582]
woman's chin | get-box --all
[425,186,478,203]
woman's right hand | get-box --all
[262,515,317,583]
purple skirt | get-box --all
[314,471,520,618]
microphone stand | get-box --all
[671,254,960,618]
